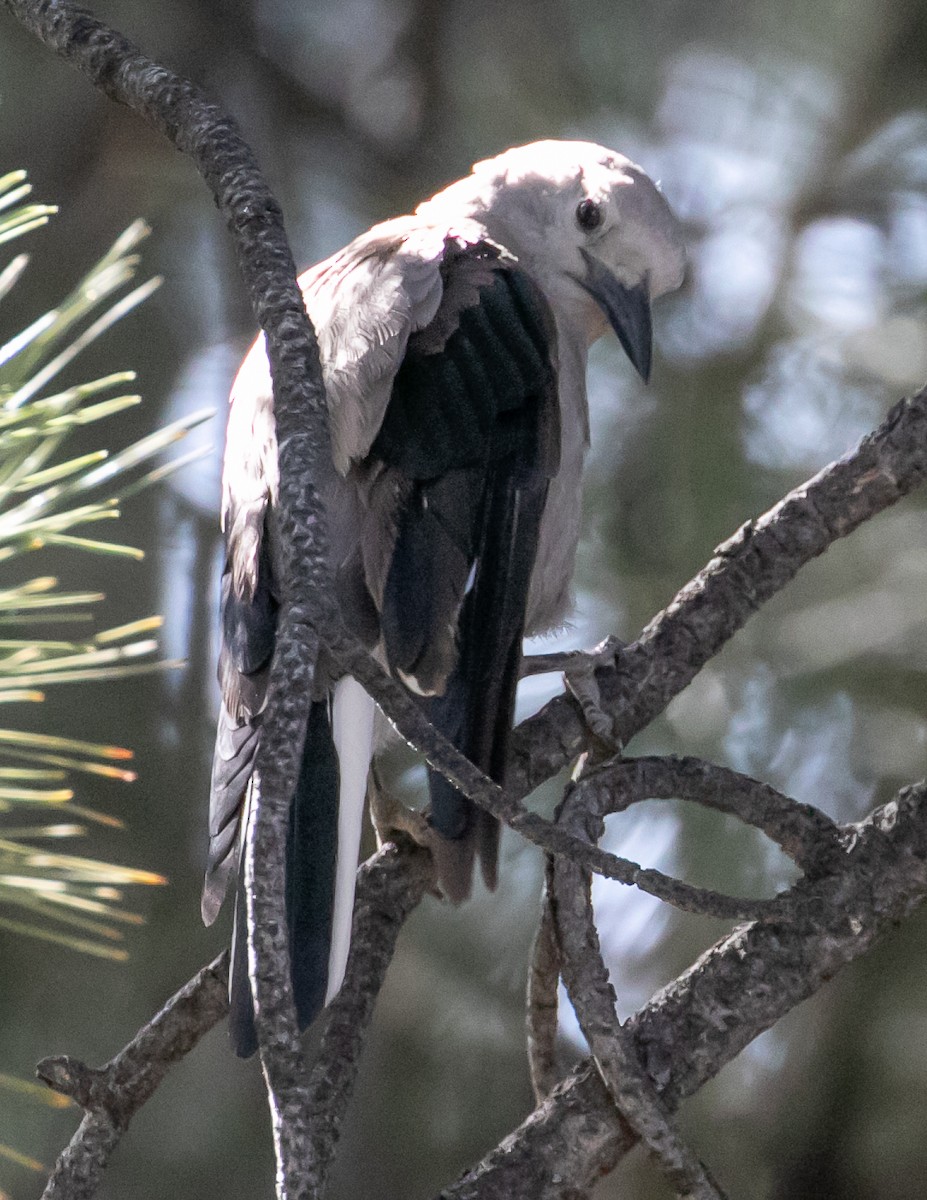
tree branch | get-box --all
[301,838,434,1193]
[33,844,432,1200]
[341,643,776,920]
[526,891,561,1104]
[0,2,336,1193]
[571,755,845,875]
[37,954,230,1200]
[508,387,927,797]
[440,783,927,1198]
[550,765,727,1199]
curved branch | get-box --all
[524,749,841,1127]
[0,3,337,1193]
[550,859,726,1200]
[549,766,726,1198]
[573,756,844,875]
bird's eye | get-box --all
[575,198,603,232]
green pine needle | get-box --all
[0,171,198,962]
[0,168,205,1186]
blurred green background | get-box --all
[2,0,927,1196]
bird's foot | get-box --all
[521,647,599,677]
[368,773,432,851]
[368,774,445,899]
[563,635,625,757]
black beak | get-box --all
[577,248,652,381]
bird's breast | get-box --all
[525,332,590,634]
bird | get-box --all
[202,139,686,1056]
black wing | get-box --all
[366,238,560,900]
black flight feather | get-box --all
[373,245,559,900]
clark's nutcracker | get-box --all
[203,140,685,1055]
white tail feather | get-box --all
[326,676,376,1004]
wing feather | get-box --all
[362,240,560,897]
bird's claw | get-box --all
[563,635,625,756]
[368,777,445,899]
[368,774,432,850]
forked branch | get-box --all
[38,955,230,1200]
[447,784,927,1199]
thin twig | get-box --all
[341,641,775,921]
[550,776,727,1200]
[525,885,561,1104]
[519,645,620,678]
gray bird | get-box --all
[203,140,685,1056]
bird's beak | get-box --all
[576,248,652,381]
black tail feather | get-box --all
[228,700,340,1057]
[288,701,340,1030]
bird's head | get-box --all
[422,139,686,380]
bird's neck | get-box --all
[421,182,606,348]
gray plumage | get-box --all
[203,139,685,1054]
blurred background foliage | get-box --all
[2,0,927,1197]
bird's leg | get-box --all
[560,635,625,755]
[367,764,433,850]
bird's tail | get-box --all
[229,686,373,1057]
[426,467,547,903]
